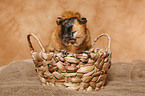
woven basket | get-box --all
[27,33,111,91]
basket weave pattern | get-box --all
[27,33,111,91]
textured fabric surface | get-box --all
[0,59,145,96]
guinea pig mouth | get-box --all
[69,39,76,44]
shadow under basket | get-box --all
[27,33,112,91]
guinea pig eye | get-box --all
[56,17,64,25]
[80,17,87,24]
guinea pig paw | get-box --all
[79,51,90,54]
[61,50,69,55]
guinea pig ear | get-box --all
[56,16,64,25]
[80,17,87,24]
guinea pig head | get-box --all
[56,13,88,47]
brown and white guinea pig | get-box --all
[46,11,92,53]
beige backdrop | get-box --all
[0,0,145,67]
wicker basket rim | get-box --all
[27,33,111,53]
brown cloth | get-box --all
[0,59,145,96]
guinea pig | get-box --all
[46,11,91,53]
